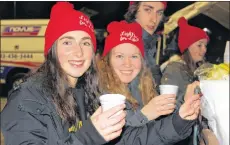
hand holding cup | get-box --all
[91,94,126,142]
[141,86,177,121]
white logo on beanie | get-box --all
[79,15,94,32]
[120,31,139,42]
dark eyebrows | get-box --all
[143,4,154,9]
[81,36,91,41]
[59,36,75,41]
[143,4,164,12]
[58,36,91,41]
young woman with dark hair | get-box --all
[162,17,209,110]
[1,2,126,145]
[161,17,210,145]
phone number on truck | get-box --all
[0,53,33,59]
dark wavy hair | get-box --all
[25,42,99,124]
[182,49,206,77]
[124,1,166,31]
[124,1,141,23]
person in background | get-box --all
[95,20,202,145]
[124,1,171,87]
[1,2,126,145]
[161,16,209,111]
[161,17,210,145]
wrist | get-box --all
[141,106,158,121]
[140,108,150,121]
[179,106,186,119]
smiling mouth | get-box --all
[120,70,133,75]
[69,60,85,68]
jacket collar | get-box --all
[142,28,160,49]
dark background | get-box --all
[0,1,229,63]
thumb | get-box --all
[187,94,200,105]
[92,106,102,118]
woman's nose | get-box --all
[202,45,207,54]
[123,57,132,67]
[73,45,83,57]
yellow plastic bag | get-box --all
[195,63,229,80]
[207,63,229,80]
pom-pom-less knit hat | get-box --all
[103,21,144,57]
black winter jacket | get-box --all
[1,76,106,145]
[1,74,195,145]
[142,29,162,86]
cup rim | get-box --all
[159,85,179,89]
[99,94,126,102]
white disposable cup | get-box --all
[159,85,179,95]
[99,94,126,116]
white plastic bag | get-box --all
[200,80,229,145]
[224,41,229,63]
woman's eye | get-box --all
[63,41,72,45]
[116,55,123,58]
[132,55,138,59]
[83,42,91,46]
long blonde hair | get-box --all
[96,53,158,108]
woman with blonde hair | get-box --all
[97,20,177,127]
[95,20,202,145]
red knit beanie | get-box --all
[103,21,144,57]
[44,2,96,56]
[178,17,209,53]
[129,1,167,9]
